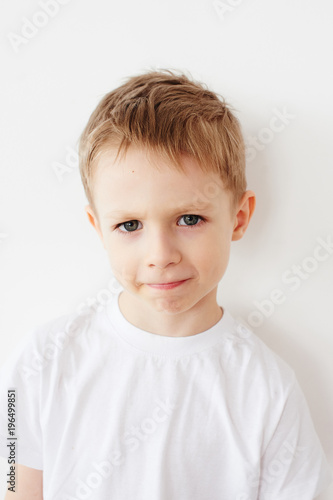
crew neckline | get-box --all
[105,288,236,358]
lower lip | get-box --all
[147,279,188,290]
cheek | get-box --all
[193,232,231,269]
[105,241,138,282]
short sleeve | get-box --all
[0,333,43,470]
[258,375,332,500]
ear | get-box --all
[232,190,256,241]
[85,205,106,249]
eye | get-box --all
[114,214,205,235]
[116,220,142,233]
[178,215,204,227]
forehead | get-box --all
[94,145,223,188]
[92,145,232,215]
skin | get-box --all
[86,145,256,337]
[4,464,43,499]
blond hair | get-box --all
[78,69,247,215]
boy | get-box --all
[0,69,332,499]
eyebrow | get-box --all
[104,201,214,219]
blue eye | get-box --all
[116,220,142,233]
[114,215,205,235]
[178,215,203,226]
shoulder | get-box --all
[0,302,102,384]
[224,312,294,375]
[220,311,297,400]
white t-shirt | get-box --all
[0,288,331,500]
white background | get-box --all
[0,0,332,498]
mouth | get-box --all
[147,279,189,290]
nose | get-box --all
[144,226,181,269]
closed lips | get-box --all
[149,279,187,284]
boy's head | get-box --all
[78,70,255,328]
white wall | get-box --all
[0,0,332,498]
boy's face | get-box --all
[86,146,255,330]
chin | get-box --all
[148,296,194,315]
